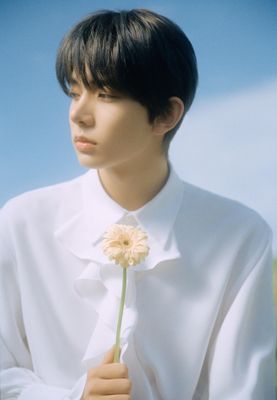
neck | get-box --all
[97,156,170,211]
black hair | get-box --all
[55,8,198,155]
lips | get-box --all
[74,135,97,145]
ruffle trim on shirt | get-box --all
[54,207,182,399]
[54,211,181,365]
[74,258,138,369]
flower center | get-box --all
[123,240,130,246]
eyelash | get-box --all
[68,91,116,99]
[99,93,117,99]
[68,92,78,98]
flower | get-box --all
[102,224,149,268]
[101,224,149,362]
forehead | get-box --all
[70,67,96,87]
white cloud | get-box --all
[170,78,277,255]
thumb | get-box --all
[101,344,116,364]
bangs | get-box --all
[56,11,132,96]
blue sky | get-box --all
[1,0,276,252]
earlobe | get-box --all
[153,96,185,136]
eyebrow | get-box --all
[69,78,97,87]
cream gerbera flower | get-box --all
[101,224,149,362]
[102,224,149,268]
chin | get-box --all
[76,153,108,169]
[75,150,134,171]
[77,157,99,169]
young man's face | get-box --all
[68,72,163,171]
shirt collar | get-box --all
[81,161,185,248]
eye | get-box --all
[98,93,117,99]
[68,91,80,99]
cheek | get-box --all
[102,106,149,142]
[96,114,128,147]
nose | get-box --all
[69,94,95,127]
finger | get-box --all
[88,378,132,395]
[101,344,116,364]
[101,396,131,400]
[93,363,129,379]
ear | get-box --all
[152,96,185,136]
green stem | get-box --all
[113,267,127,363]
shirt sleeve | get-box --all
[197,223,276,399]
[0,206,86,400]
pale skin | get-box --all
[81,345,131,400]
[69,70,184,398]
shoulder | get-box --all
[0,172,86,228]
[178,179,272,256]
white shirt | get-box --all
[0,163,275,400]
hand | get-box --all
[81,344,132,399]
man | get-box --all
[0,9,275,399]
